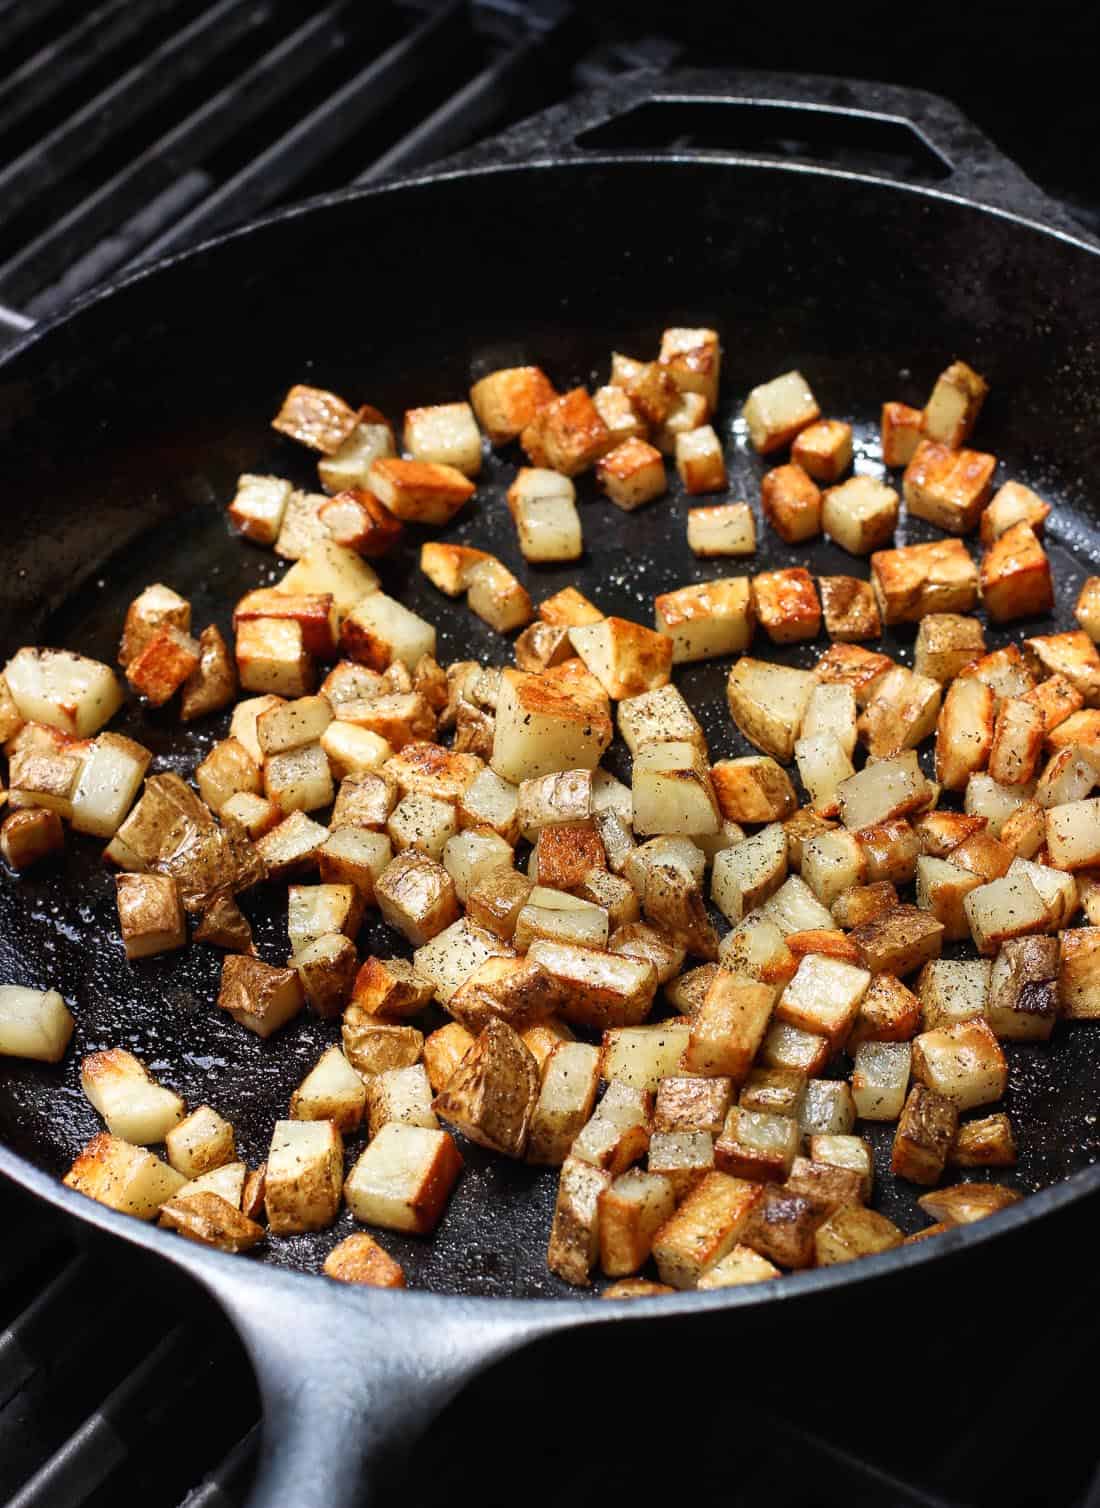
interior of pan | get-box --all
[2,158,1100,1298]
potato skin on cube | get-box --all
[431,1018,540,1158]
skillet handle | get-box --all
[442,67,1091,240]
[204,1260,558,1508]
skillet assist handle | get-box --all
[205,1261,562,1508]
[447,67,1086,237]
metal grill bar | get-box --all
[2,3,354,309]
[131,0,470,268]
[0,0,269,225]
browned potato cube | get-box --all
[158,1192,264,1253]
[1023,674,1083,735]
[890,1084,958,1184]
[685,502,756,558]
[917,1181,1021,1226]
[915,856,984,941]
[374,850,459,946]
[532,821,605,890]
[981,481,1051,545]
[235,589,338,659]
[675,425,727,494]
[950,1113,1017,1167]
[432,1018,539,1158]
[527,941,658,1030]
[125,625,201,707]
[870,539,979,626]
[520,388,612,477]
[344,1122,463,1234]
[1,807,64,869]
[654,1076,732,1136]
[881,401,923,468]
[760,463,822,544]
[922,360,988,448]
[936,677,995,792]
[711,757,796,825]
[988,698,1044,786]
[751,568,822,645]
[236,618,313,698]
[538,586,604,628]
[272,383,358,453]
[821,476,899,555]
[318,488,404,558]
[852,904,943,976]
[913,613,986,684]
[469,366,556,444]
[814,1204,904,1264]
[858,668,942,758]
[525,1040,601,1165]
[264,1119,343,1234]
[791,419,852,483]
[291,934,358,1017]
[115,873,186,959]
[119,583,191,668]
[597,437,667,511]
[658,326,721,411]
[903,441,996,534]
[323,1232,406,1288]
[758,1019,830,1076]
[742,370,819,454]
[912,1018,1007,1109]
[980,522,1054,624]
[1057,927,1100,1018]
[226,474,292,546]
[1025,630,1100,704]
[466,867,534,941]
[653,577,754,664]
[598,1169,677,1277]
[742,1185,826,1269]
[447,956,564,1035]
[546,1156,612,1285]
[739,1067,808,1120]
[652,1171,764,1288]
[715,1106,799,1183]
[681,973,775,1083]
[831,881,899,929]
[646,1130,715,1200]
[217,955,304,1038]
[368,458,474,525]
[784,1156,864,1214]
[423,1022,475,1092]
[818,576,881,642]
[847,972,921,1047]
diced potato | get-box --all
[365,1064,438,1138]
[286,884,363,955]
[785,1156,864,1214]
[726,658,815,763]
[711,822,787,924]
[715,1105,798,1182]
[235,589,338,659]
[809,1134,874,1200]
[917,1181,1021,1226]
[609,920,691,980]
[4,647,123,737]
[568,618,672,701]
[340,591,436,674]
[197,737,263,813]
[514,888,609,952]
[686,503,756,557]
[264,742,333,815]
[646,1129,715,1199]
[742,370,819,454]
[279,540,380,619]
[760,463,822,544]
[821,476,899,555]
[831,881,900,930]
[1026,630,1100,705]
[814,1204,904,1264]
[341,1014,423,1077]
[936,678,996,791]
[987,934,1059,1040]
[318,827,393,901]
[697,1245,781,1288]
[64,1134,186,1219]
[538,587,604,628]
[904,440,995,534]
[632,740,720,837]
[851,903,943,976]
[118,583,191,669]
[981,522,1054,624]
[506,470,582,562]
[794,733,855,814]
[598,1170,677,1277]
[490,667,612,784]
[658,326,721,410]
[798,1079,857,1136]
[217,955,305,1038]
[547,1156,612,1286]
[323,1232,406,1288]
[344,1122,463,1233]
[751,568,821,645]
[655,1075,732,1134]
[181,625,237,722]
[739,1066,805,1120]
[520,387,612,476]
[81,1048,184,1144]
[236,618,313,698]
[710,757,796,825]
[526,941,657,1029]
[776,954,870,1049]
[881,401,923,468]
[228,474,292,545]
[916,958,991,1031]
[122,625,200,706]
[432,1018,539,1158]
[818,576,881,642]
[913,613,986,685]
[871,539,979,626]
[597,437,667,510]
[291,934,358,1017]
[963,870,1049,954]
[922,360,988,447]
[403,401,482,477]
[911,1019,1007,1109]
[792,419,853,483]
[162,1104,235,1180]
[525,1041,601,1165]
[465,557,533,634]
[681,973,775,1082]
[1007,855,1076,931]
[115,872,186,959]
[368,458,474,525]
[674,425,726,494]
[981,480,1050,545]
[762,875,835,936]
[836,752,930,833]
[618,683,705,756]
[1058,927,1100,1018]
[652,1172,764,1288]
[950,1113,1017,1167]
[654,578,754,664]
[784,809,840,870]
[858,668,942,759]
[850,1040,911,1120]
[742,1185,827,1269]
[1045,795,1100,870]
[273,383,357,453]
[0,984,74,1063]
[255,810,329,878]
[469,366,556,444]
[916,856,984,940]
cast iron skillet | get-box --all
[2,69,1100,1507]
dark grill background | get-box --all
[2,3,1099,1504]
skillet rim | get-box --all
[3,150,1100,1318]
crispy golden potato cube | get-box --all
[936,678,995,792]
[739,1066,806,1120]
[914,811,986,856]
[858,668,942,758]
[751,569,822,648]
[645,1129,714,1200]
[367,457,474,525]
[464,557,532,635]
[289,1045,366,1133]
[547,1156,612,1285]
[420,1024,474,1094]
[365,1064,438,1138]
[1058,925,1100,1018]
[988,697,1044,788]
[1026,630,1100,705]
[987,935,1058,1040]
[568,617,673,702]
[786,929,861,965]
[442,829,513,905]
[760,462,822,544]
[816,576,880,642]
[596,436,667,511]
[254,810,328,879]
[323,1232,406,1288]
[403,401,481,477]
[950,1113,1017,1167]
[664,962,722,1017]
[159,1190,264,1252]
[520,387,613,476]
[903,440,995,534]
[349,955,433,1020]
[372,849,458,946]
[448,955,564,1035]
[653,577,754,665]
[526,940,658,1029]
[890,1083,958,1185]
[1,807,62,869]
[227,474,292,546]
[272,383,357,453]
[465,867,534,942]
[915,856,984,941]
[0,984,74,1064]
[1035,746,1096,810]
[598,1170,677,1277]
[570,1079,651,1174]
[784,809,839,870]
[524,1041,601,1165]
[420,542,492,599]
[80,1047,183,1145]
[653,1075,731,1136]
[658,326,721,410]
[538,586,604,628]
[279,538,381,617]
[998,800,1047,860]
[125,625,200,707]
[180,625,237,722]
[114,872,185,960]
[290,934,357,1017]
[576,869,639,931]
[119,583,191,669]
[341,1013,424,1079]
[490,667,612,784]
[921,359,988,447]
[726,658,816,763]
[671,424,725,495]
[742,1185,827,1269]
[652,1172,764,1288]
[235,589,338,660]
[456,769,520,846]
[344,1121,462,1234]
[831,880,899,930]
[765,873,843,934]
[814,1203,904,1264]
[514,622,573,675]
[913,613,985,686]
[469,366,556,444]
[880,401,923,468]
[711,823,788,925]
[963,869,1048,955]
[980,521,1054,625]
[711,757,797,825]
[413,916,513,1007]
[217,954,305,1039]
[912,1018,1007,1109]
[813,642,895,705]
[715,1105,798,1183]
[852,904,943,977]
[686,502,756,557]
[810,1134,874,1200]
[850,1040,911,1120]
[917,1181,1021,1226]
[431,1018,539,1158]
[384,743,482,805]
[822,476,899,555]
[785,1155,864,1214]
[254,694,334,759]
[697,1243,781,1288]
[625,872,715,962]
[514,888,609,953]
[742,370,819,453]
[64,1133,185,1219]
[592,382,648,445]
[528,819,603,888]
[871,539,979,626]
[981,480,1050,545]
[341,592,437,676]
[317,486,404,557]
[236,618,313,698]
[791,419,852,483]
[195,737,262,815]
[776,954,870,1050]
[959,643,1038,702]
[680,973,775,1083]
[385,791,458,862]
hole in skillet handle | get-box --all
[575,98,953,182]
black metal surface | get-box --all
[2,66,1100,1507]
